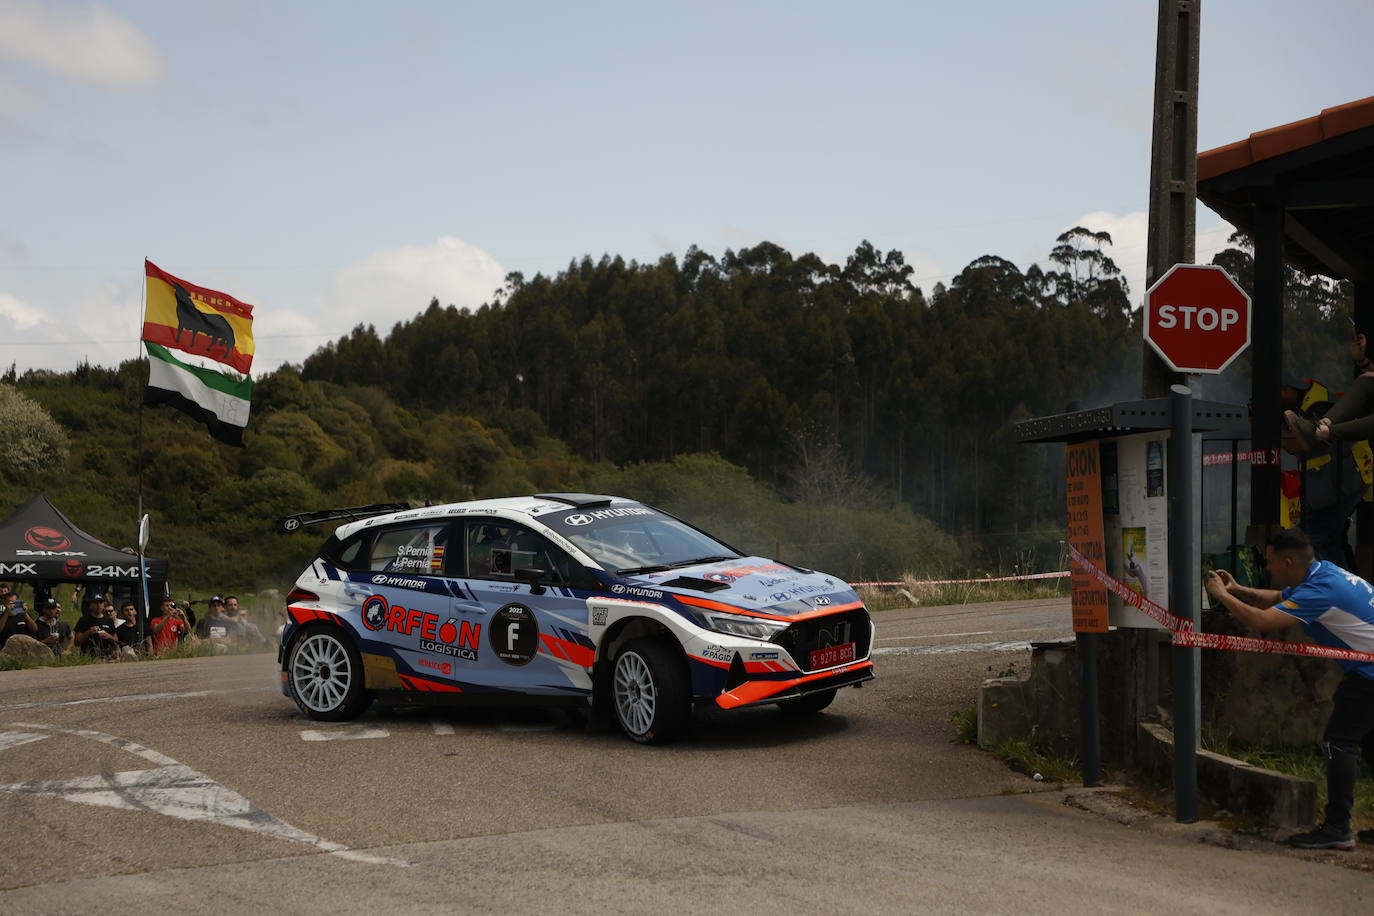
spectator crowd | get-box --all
[0,583,269,662]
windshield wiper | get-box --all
[615,564,673,576]
[667,555,736,568]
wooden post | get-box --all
[1128,0,1200,763]
[1142,0,1200,398]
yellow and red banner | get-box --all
[142,260,255,375]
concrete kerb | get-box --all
[1136,721,1317,830]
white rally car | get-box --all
[278,494,874,743]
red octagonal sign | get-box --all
[1144,264,1251,374]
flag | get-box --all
[143,342,252,447]
[142,260,256,374]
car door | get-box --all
[347,521,474,685]
[458,517,594,696]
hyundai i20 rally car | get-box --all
[278,494,874,743]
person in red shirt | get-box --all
[147,596,189,655]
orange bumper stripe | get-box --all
[714,660,874,709]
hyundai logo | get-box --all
[565,514,594,526]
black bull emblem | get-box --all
[173,283,236,358]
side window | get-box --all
[368,524,452,575]
[466,522,573,584]
[334,533,367,570]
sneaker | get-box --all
[1287,824,1354,850]
[1284,410,1328,454]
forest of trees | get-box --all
[0,228,1354,593]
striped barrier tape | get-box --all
[1065,542,1193,632]
[1065,542,1374,664]
[1201,449,1279,467]
[850,571,1070,588]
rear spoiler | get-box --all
[276,503,411,535]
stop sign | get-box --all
[1143,264,1251,374]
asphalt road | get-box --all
[0,598,1369,914]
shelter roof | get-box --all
[1196,96,1374,282]
[0,493,166,582]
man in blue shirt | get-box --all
[1207,527,1374,850]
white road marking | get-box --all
[299,725,390,742]
[1,723,410,867]
[876,627,1070,642]
[872,641,1039,656]
[431,721,456,735]
[0,687,264,713]
[0,731,48,752]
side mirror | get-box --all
[515,567,547,596]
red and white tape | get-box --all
[1201,449,1279,468]
[850,571,1070,588]
[1065,543,1374,664]
[1066,542,1192,632]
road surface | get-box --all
[1,597,1369,914]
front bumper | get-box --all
[714,659,875,710]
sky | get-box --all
[0,0,1369,375]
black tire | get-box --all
[778,688,837,715]
[287,625,373,721]
[611,638,690,744]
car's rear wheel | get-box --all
[288,626,373,721]
[612,638,689,744]
[778,688,837,714]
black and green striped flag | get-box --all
[143,341,252,446]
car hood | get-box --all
[612,557,860,617]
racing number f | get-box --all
[507,621,521,651]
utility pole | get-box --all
[1143,0,1200,399]
[1144,0,1202,821]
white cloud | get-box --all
[903,248,948,292]
[0,279,141,372]
[0,0,163,88]
[249,306,329,373]
[0,290,44,329]
[314,235,507,337]
[1061,211,1240,308]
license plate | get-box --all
[810,642,856,669]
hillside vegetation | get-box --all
[0,231,1350,594]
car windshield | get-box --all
[558,512,740,575]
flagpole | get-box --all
[137,260,148,630]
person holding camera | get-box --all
[33,597,72,656]
[0,592,37,647]
[73,593,119,659]
[147,596,189,655]
[1206,527,1374,850]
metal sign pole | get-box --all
[137,514,150,646]
[1170,384,1199,822]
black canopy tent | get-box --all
[0,494,167,609]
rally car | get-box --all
[277,494,874,743]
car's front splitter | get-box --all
[714,659,875,709]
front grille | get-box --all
[772,609,872,672]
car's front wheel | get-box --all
[287,626,373,721]
[612,638,689,744]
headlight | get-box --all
[701,611,788,641]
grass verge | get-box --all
[859,574,1068,611]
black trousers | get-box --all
[1321,671,1374,831]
